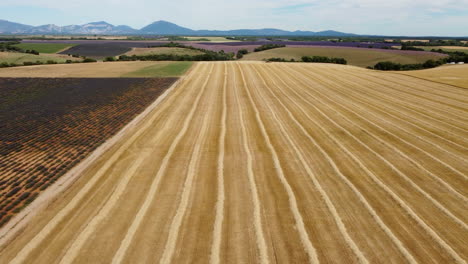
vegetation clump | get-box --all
[302,56,347,64]
[254,44,286,52]
[236,49,249,59]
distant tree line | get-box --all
[401,46,425,51]
[254,44,286,52]
[0,41,39,55]
[399,40,468,47]
[0,57,97,68]
[264,56,347,65]
[301,56,347,64]
[370,50,468,71]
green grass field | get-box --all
[12,43,76,53]
[242,47,446,67]
[125,47,204,57]
[0,52,80,64]
[123,61,193,77]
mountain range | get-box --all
[0,19,355,36]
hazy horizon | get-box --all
[1,0,468,36]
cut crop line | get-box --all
[293,65,468,151]
[209,62,227,264]
[363,72,468,105]
[236,63,320,264]
[356,71,468,114]
[313,66,468,135]
[111,63,215,264]
[232,63,269,264]
[274,65,467,264]
[342,69,468,124]
[253,64,417,264]
[6,63,205,264]
[58,154,148,263]
[159,72,215,264]
[291,65,468,182]
[249,65,369,263]
[282,65,468,225]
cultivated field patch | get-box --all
[11,43,76,54]
[242,46,447,67]
[0,61,190,77]
[59,43,132,58]
[0,52,80,64]
[0,62,465,263]
[0,77,177,226]
[124,47,204,57]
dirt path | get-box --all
[0,62,466,263]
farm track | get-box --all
[0,62,466,263]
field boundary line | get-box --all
[253,64,417,263]
[111,63,215,264]
[0,64,198,258]
[236,62,320,264]
[275,64,466,263]
[232,63,269,264]
[210,62,227,264]
[249,64,369,263]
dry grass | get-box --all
[241,47,445,67]
[398,64,468,88]
[0,61,190,77]
[124,47,204,56]
[0,62,466,263]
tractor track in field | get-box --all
[0,61,466,263]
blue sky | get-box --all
[1,0,467,36]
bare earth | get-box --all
[0,62,467,263]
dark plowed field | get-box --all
[0,77,176,225]
[59,43,133,58]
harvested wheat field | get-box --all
[0,61,467,263]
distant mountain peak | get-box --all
[0,19,356,37]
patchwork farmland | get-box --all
[0,78,176,225]
[0,62,466,263]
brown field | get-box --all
[241,47,445,67]
[397,64,468,88]
[0,62,466,263]
[0,61,185,77]
[124,47,204,56]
